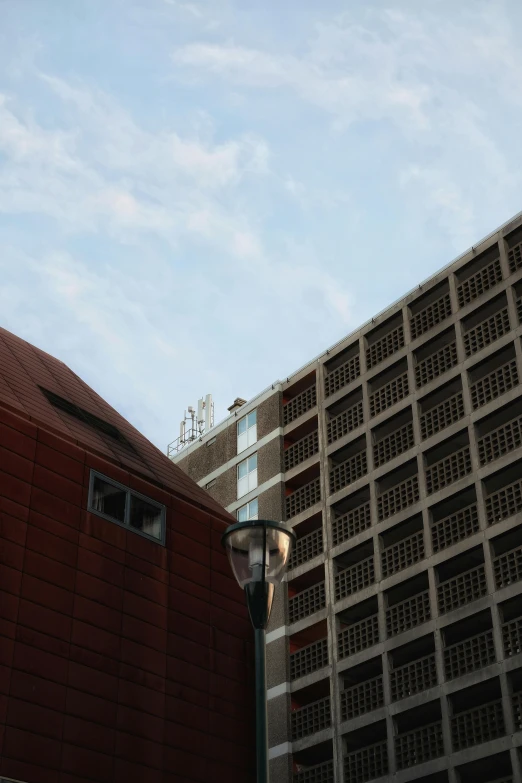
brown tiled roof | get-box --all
[0,327,233,522]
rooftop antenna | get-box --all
[168,394,214,457]
[204,393,212,431]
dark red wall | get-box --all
[0,405,255,783]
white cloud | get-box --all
[0,77,269,257]
[0,94,78,167]
[0,246,191,438]
[163,0,204,18]
[160,0,219,29]
[4,1,522,448]
[0,235,354,448]
[173,40,430,132]
[41,72,270,188]
[399,166,476,250]
[0,63,356,443]
[172,4,522,248]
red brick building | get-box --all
[0,327,255,783]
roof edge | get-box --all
[0,399,234,526]
[175,206,522,450]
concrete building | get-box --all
[0,327,255,782]
[173,209,522,783]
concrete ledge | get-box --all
[267,625,287,644]
[268,682,290,700]
[269,742,292,760]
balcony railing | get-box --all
[289,528,323,571]
[425,444,472,495]
[494,544,522,589]
[335,556,374,602]
[451,699,505,751]
[330,450,368,495]
[516,295,522,325]
[327,400,364,444]
[373,421,414,468]
[457,256,502,308]
[502,615,522,658]
[344,740,388,783]
[420,391,465,440]
[338,615,379,659]
[486,476,522,526]
[341,675,384,721]
[410,291,452,340]
[286,477,321,519]
[508,239,522,273]
[292,695,331,741]
[512,690,522,731]
[390,652,437,702]
[378,475,420,521]
[369,371,409,418]
[366,325,405,370]
[290,637,328,681]
[437,563,487,614]
[386,590,431,637]
[470,358,519,410]
[431,502,479,553]
[463,307,511,357]
[285,430,319,472]
[284,385,317,426]
[415,340,458,388]
[332,501,371,547]
[289,582,326,625]
[395,720,444,769]
[325,355,360,398]
[478,414,522,466]
[294,759,334,783]
[444,629,496,680]
[381,530,424,578]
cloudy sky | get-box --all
[1,0,522,451]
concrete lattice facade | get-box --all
[174,210,522,783]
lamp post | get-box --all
[222,519,296,783]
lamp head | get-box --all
[221,519,295,629]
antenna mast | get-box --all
[168,394,214,457]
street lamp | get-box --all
[222,519,296,783]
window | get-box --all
[88,471,165,544]
[237,498,259,522]
[237,453,258,499]
[237,409,257,454]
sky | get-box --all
[1,0,522,452]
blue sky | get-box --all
[1,0,522,451]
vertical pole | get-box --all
[255,626,269,783]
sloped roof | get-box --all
[0,327,232,522]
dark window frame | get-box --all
[88,469,166,545]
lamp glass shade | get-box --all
[223,521,294,589]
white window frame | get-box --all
[237,453,258,499]
[88,470,166,545]
[237,409,257,454]
[237,497,259,522]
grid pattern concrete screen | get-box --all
[174,212,522,783]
